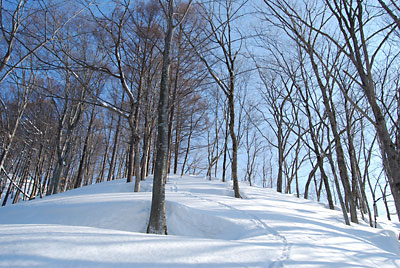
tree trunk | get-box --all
[299,88,334,209]
[141,111,154,181]
[133,79,143,192]
[307,48,358,223]
[147,0,176,235]
[364,78,400,220]
[107,112,122,181]
[75,106,96,188]
[168,28,182,174]
[13,152,32,204]
[127,129,135,183]
[2,152,24,206]
[116,148,126,180]
[228,94,241,198]
[30,143,45,200]
[141,132,150,181]
[327,142,351,226]
[181,113,194,176]
[97,136,110,184]
[133,141,141,192]
[222,116,229,183]
[48,158,64,195]
[173,104,181,175]
[277,122,283,193]
[304,162,318,199]
[41,149,55,197]
[345,100,372,222]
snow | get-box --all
[0,175,399,267]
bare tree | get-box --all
[147,0,192,235]
[253,67,296,193]
[185,0,249,198]
[0,0,58,178]
[322,0,400,220]
[261,0,361,223]
[378,0,400,30]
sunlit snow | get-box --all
[0,175,399,267]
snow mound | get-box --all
[0,175,399,267]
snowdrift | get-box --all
[0,175,399,267]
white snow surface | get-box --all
[0,175,399,267]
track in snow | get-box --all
[169,178,291,268]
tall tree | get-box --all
[186,0,249,198]
[322,0,400,220]
[261,0,361,223]
[147,0,192,235]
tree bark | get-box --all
[107,112,122,181]
[299,87,334,209]
[307,48,358,223]
[126,126,135,183]
[327,139,351,226]
[325,0,400,220]
[75,106,96,188]
[228,93,241,198]
[147,0,176,235]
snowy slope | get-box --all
[0,175,399,268]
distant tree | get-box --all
[261,0,360,223]
[0,0,53,178]
[186,0,249,198]
[85,0,165,193]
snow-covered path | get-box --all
[167,179,289,267]
[0,175,399,267]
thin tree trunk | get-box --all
[141,110,154,181]
[299,88,334,209]
[277,121,284,193]
[75,106,96,188]
[327,133,351,225]
[127,129,135,183]
[141,132,150,181]
[13,152,32,204]
[133,141,141,191]
[181,111,194,176]
[307,48,358,223]
[116,148,126,180]
[30,143,45,200]
[133,85,143,192]
[41,149,55,197]
[97,137,110,184]
[2,152,24,206]
[168,28,182,174]
[173,104,181,175]
[228,94,241,198]
[345,100,372,222]
[107,112,122,181]
[222,112,229,182]
[304,162,318,199]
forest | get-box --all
[0,0,399,234]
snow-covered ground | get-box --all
[0,175,399,267]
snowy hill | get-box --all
[0,175,399,267]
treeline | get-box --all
[0,0,399,229]
[0,0,208,204]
